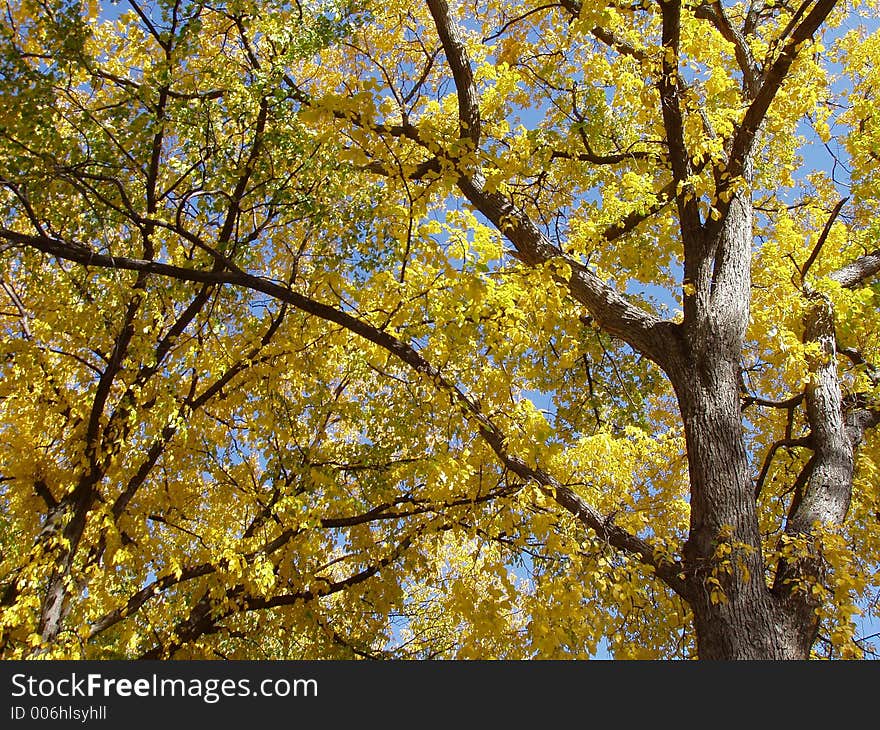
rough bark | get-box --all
[771,292,856,656]
[677,368,795,659]
[670,187,794,659]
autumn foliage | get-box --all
[0,0,878,659]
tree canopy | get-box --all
[0,0,878,659]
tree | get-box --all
[0,0,878,660]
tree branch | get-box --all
[727,0,839,181]
[693,1,760,96]
[455,175,680,369]
[754,436,812,500]
[559,1,650,61]
[800,197,848,282]
[426,0,481,146]
[658,0,704,245]
[138,532,417,658]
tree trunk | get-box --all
[675,362,802,659]
[672,191,806,658]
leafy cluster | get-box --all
[0,0,878,659]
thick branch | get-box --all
[772,288,853,654]
[422,0,678,366]
[559,1,650,61]
[658,0,703,244]
[787,293,852,533]
[828,250,880,289]
[727,0,839,180]
[455,175,680,369]
[659,0,689,184]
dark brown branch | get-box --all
[33,479,59,510]
[559,1,649,61]
[426,0,481,146]
[602,181,677,242]
[657,0,703,244]
[2,226,685,596]
[138,533,417,658]
[727,0,839,182]
[549,148,654,165]
[483,4,561,43]
[694,2,760,96]
[658,0,690,185]
[741,392,804,410]
[754,436,812,500]
[455,175,680,369]
[800,197,848,282]
[88,562,217,638]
